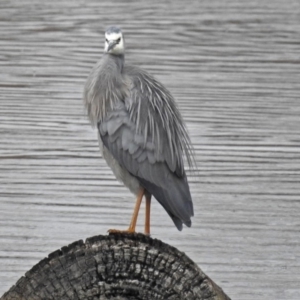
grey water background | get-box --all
[1,0,300,299]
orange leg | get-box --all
[108,188,144,234]
[127,188,144,232]
[144,195,151,235]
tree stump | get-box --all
[1,233,231,300]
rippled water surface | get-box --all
[1,0,300,299]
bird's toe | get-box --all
[108,228,136,234]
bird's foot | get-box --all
[108,228,136,234]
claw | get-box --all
[108,228,136,234]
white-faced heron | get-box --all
[84,26,194,234]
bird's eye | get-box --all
[116,38,121,43]
[105,38,108,43]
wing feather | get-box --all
[98,65,195,229]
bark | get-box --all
[1,233,231,300]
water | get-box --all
[0,0,300,299]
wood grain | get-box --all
[1,233,231,300]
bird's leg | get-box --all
[127,187,144,232]
[144,195,151,235]
[108,187,144,234]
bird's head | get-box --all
[104,26,124,55]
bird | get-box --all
[83,26,195,235]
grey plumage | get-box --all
[84,26,195,230]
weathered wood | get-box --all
[1,233,230,300]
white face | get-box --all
[104,32,124,55]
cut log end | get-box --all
[1,233,231,300]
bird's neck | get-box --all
[83,52,127,126]
[106,53,124,72]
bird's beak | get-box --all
[107,41,117,52]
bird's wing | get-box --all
[123,65,195,175]
[98,66,194,229]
